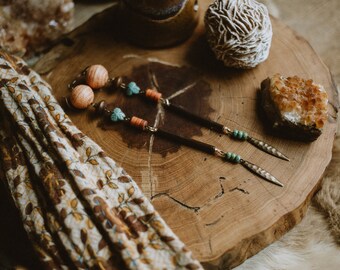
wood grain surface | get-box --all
[35,1,338,268]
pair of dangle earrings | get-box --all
[65,64,288,187]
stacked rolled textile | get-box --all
[0,50,202,270]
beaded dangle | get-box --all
[67,65,289,161]
[96,103,284,187]
[116,80,289,161]
[65,81,284,186]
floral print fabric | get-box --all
[0,50,202,270]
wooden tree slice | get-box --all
[36,2,338,268]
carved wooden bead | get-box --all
[70,84,94,109]
[85,64,109,89]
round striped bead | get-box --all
[69,84,94,109]
[130,116,148,130]
[126,82,141,96]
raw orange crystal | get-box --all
[269,74,328,129]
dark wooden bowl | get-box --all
[120,0,199,48]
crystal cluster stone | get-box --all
[269,74,328,129]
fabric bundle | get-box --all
[0,50,202,270]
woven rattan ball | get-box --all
[205,0,272,69]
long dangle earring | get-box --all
[114,77,290,161]
[68,64,289,161]
[65,85,284,187]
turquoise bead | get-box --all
[126,82,140,96]
[225,152,232,159]
[110,108,126,122]
[224,152,241,163]
[233,129,248,140]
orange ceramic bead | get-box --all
[145,88,162,102]
[70,84,94,109]
[85,64,109,89]
[130,116,148,130]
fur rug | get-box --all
[235,136,340,269]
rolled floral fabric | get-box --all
[0,50,202,270]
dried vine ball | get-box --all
[205,0,273,68]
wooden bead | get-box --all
[120,0,199,48]
[111,76,123,89]
[94,100,107,115]
[70,84,94,109]
[85,64,109,89]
